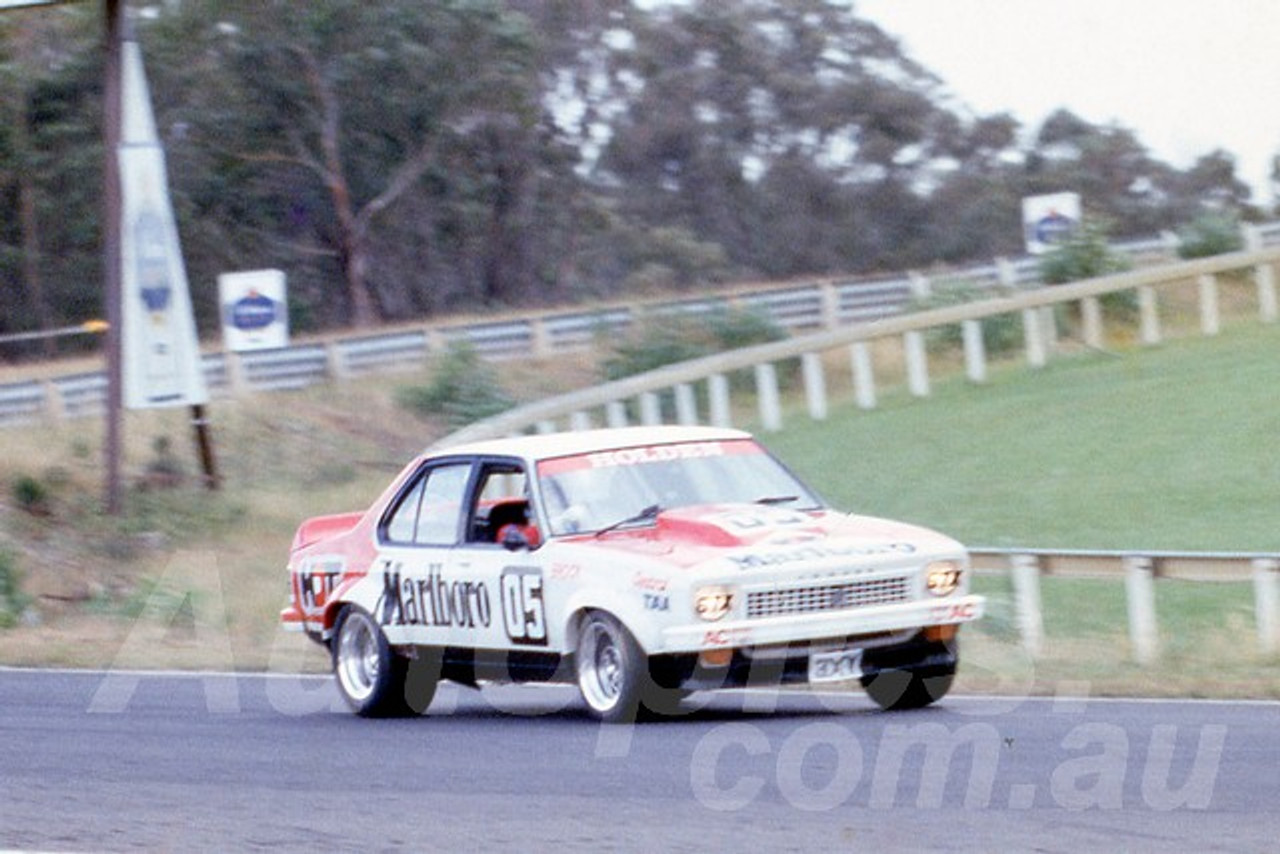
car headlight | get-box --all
[925,561,962,596]
[695,586,733,621]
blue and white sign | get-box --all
[1022,192,1081,255]
[219,269,288,352]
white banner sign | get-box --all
[219,269,288,352]
[119,39,207,409]
[1022,192,1081,255]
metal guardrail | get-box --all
[3,220,1280,425]
[971,547,1279,581]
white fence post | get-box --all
[1010,554,1044,658]
[1259,262,1279,324]
[904,331,930,397]
[755,363,782,431]
[820,283,841,329]
[850,342,876,410]
[1198,273,1220,336]
[908,271,932,300]
[569,410,593,431]
[995,256,1018,290]
[1245,224,1278,323]
[708,374,732,427]
[325,341,347,381]
[674,383,698,426]
[225,351,247,394]
[1081,296,1104,350]
[536,420,557,435]
[605,400,628,428]
[801,353,828,421]
[1036,307,1058,355]
[1138,286,1161,345]
[1124,556,1160,665]
[530,318,552,359]
[639,392,662,426]
[41,380,65,421]
[1254,558,1279,655]
[962,319,986,384]
[1022,307,1046,368]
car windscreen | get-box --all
[535,438,822,536]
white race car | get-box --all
[281,426,983,721]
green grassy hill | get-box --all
[765,323,1280,552]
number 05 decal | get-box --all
[501,568,547,646]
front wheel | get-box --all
[575,611,646,723]
[332,605,437,717]
[862,668,954,711]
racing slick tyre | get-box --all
[860,662,955,711]
[575,610,647,723]
[333,605,438,717]
[640,686,693,718]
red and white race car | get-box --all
[281,426,983,721]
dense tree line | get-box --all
[0,0,1267,346]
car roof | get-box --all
[428,425,754,464]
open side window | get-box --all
[466,460,540,549]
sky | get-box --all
[857,0,1280,204]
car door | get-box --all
[373,457,498,648]
[451,458,554,655]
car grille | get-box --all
[746,575,911,619]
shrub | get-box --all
[603,305,789,381]
[911,280,1024,358]
[396,341,514,428]
[1177,212,1244,259]
[601,305,791,420]
[1039,218,1138,319]
[1039,218,1132,284]
[707,305,788,352]
[0,550,33,629]
[12,474,51,517]
[140,436,185,490]
[602,312,711,382]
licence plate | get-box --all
[808,646,864,683]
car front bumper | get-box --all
[659,593,984,654]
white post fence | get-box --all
[1124,556,1160,665]
[1255,559,1280,655]
[984,549,1280,665]
[1010,554,1044,659]
[433,245,1280,448]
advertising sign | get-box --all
[219,270,288,352]
[1022,192,1081,255]
[119,39,207,409]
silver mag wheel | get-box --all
[332,605,437,718]
[575,611,645,723]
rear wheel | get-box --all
[332,605,437,717]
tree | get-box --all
[146,0,543,328]
[0,7,102,350]
[0,0,1268,344]
[1023,109,1256,238]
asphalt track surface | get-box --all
[1,668,1277,853]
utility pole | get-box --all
[104,0,124,514]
